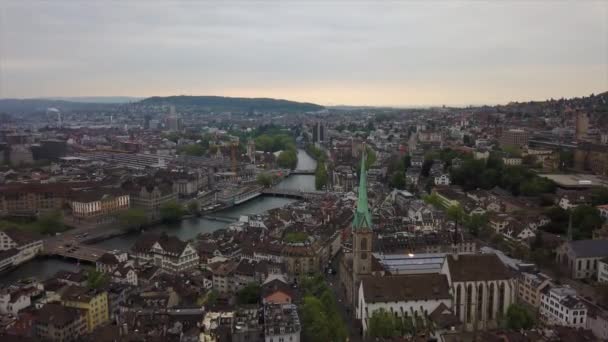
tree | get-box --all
[117,208,148,230]
[389,172,406,190]
[277,149,298,169]
[237,283,261,305]
[465,214,488,236]
[572,205,603,240]
[36,210,65,235]
[421,159,434,177]
[187,200,200,216]
[315,161,328,190]
[160,200,185,223]
[368,308,400,338]
[179,144,205,156]
[256,172,273,188]
[447,205,465,225]
[86,269,108,290]
[504,304,535,330]
[591,187,608,206]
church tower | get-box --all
[352,148,373,296]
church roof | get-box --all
[360,274,450,303]
[352,149,372,230]
[446,254,513,282]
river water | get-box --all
[0,149,317,284]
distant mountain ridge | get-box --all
[139,95,324,113]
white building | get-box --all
[598,258,608,283]
[0,228,43,265]
[357,273,452,335]
[434,174,451,186]
[131,233,199,274]
[264,303,300,342]
[502,157,523,166]
[540,285,587,328]
[0,288,32,315]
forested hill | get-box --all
[138,95,324,113]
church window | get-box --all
[498,283,506,317]
[360,237,367,250]
[466,284,473,323]
[477,284,484,320]
[488,283,495,320]
[456,284,462,317]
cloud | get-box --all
[1,1,606,105]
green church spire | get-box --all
[352,148,372,230]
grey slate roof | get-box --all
[568,240,608,258]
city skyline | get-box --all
[1,1,607,106]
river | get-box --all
[0,149,317,284]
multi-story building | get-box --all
[131,232,199,273]
[123,179,177,220]
[434,173,451,185]
[499,129,529,148]
[70,189,130,224]
[61,286,109,333]
[0,183,70,217]
[263,304,301,342]
[34,303,87,342]
[0,228,43,265]
[540,285,587,328]
[312,122,326,144]
[556,240,608,279]
[517,272,553,309]
[598,258,608,283]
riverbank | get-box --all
[2,149,317,284]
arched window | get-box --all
[477,283,484,320]
[498,282,506,317]
[360,237,367,250]
[488,283,495,320]
[466,284,473,323]
[456,284,462,317]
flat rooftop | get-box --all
[538,173,608,189]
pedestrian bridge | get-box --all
[262,189,325,200]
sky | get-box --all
[1,1,607,107]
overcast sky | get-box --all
[1,1,607,106]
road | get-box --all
[326,256,363,342]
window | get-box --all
[477,283,484,320]
[456,284,462,317]
[360,237,367,250]
[466,284,473,323]
[587,260,590,269]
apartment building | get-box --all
[34,303,87,342]
[61,286,109,333]
[540,285,587,328]
[71,188,130,224]
[131,232,199,273]
[517,272,552,309]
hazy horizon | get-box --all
[1,1,607,107]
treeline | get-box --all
[299,274,347,342]
[0,210,68,235]
[450,152,555,196]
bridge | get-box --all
[43,239,111,263]
[202,215,239,223]
[262,189,325,200]
[289,169,315,175]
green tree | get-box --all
[256,172,273,187]
[465,213,488,236]
[179,144,206,156]
[187,200,200,216]
[117,208,148,230]
[315,161,328,190]
[389,172,406,190]
[236,283,261,305]
[368,308,400,338]
[160,200,185,223]
[277,149,298,169]
[36,210,65,234]
[86,269,108,290]
[572,205,603,239]
[504,303,535,330]
[591,187,608,206]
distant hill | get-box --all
[0,98,118,113]
[44,96,142,103]
[139,95,324,113]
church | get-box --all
[339,150,516,335]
